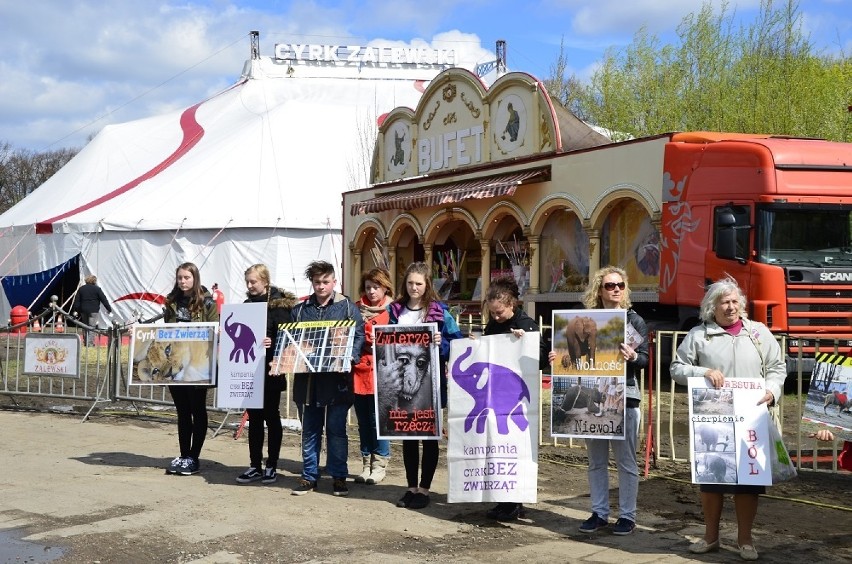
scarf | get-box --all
[359,296,391,321]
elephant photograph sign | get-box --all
[447,332,540,503]
[550,309,627,439]
[216,302,267,409]
[373,323,441,439]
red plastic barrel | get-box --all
[10,305,28,334]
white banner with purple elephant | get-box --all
[687,377,771,486]
[447,333,540,504]
[216,303,267,409]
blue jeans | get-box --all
[585,406,640,523]
[300,403,349,482]
[353,394,390,457]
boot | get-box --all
[366,454,389,484]
[354,455,371,483]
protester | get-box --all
[163,262,219,476]
[72,275,113,346]
[478,276,550,521]
[235,264,298,485]
[670,276,786,560]
[570,266,647,536]
[352,268,394,485]
[388,261,463,510]
[290,261,365,497]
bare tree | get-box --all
[0,143,77,213]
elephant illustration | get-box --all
[224,312,258,364]
[451,345,531,435]
[563,315,597,370]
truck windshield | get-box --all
[756,205,852,266]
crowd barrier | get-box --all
[1,306,846,473]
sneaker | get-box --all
[262,467,277,484]
[495,503,525,522]
[612,518,635,535]
[332,478,349,497]
[178,457,200,475]
[407,492,430,510]
[397,491,415,508]
[236,467,262,484]
[578,512,608,533]
[166,456,184,474]
[291,479,317,496]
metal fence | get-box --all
[1,305,846,473]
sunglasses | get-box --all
[603,282,626,291]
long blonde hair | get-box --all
[583,266,632,309]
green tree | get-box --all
[546,0,851,141]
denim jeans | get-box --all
[353,394,390,457]
[585,406,640,522]
[300,402,349,481]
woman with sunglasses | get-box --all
[577,266,648,536]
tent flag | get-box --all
[2,255,78,313]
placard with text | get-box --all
[687,376,771,486]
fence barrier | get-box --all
[1,304,846,474]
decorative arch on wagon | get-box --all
[387,214,422,247]
[351,218,389,272]
[530,195,590,293]
[423,206,480,301]
[480,201,528,240]
[589,184,662,289]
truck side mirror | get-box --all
[716,209,747,261]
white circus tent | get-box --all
[0,51,453,323]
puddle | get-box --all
[0,528,65,562]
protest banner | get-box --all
[23,333,81,377]
[687,376,771,486]
[447,333,540,503]
[216,303,266,409]
[128,323,219,385]
[373,323,441,439]
[801,352,852,441]
[269,320,356,374]
[550,309,626,439]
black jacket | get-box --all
[73,284,112,317]
[290,292,365,407]
[245,287,298,385]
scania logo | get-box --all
[819,272,852,282]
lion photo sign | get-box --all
[128,323,219,385]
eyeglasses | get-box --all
[603,282,626,291]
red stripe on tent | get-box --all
[35,103,206,234]
[115,292,166,305]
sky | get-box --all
[0,0,849,152]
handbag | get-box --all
[767,419,797,483]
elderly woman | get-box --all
[670,277,786,561]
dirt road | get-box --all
[0,409,849,563]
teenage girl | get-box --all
[387,262,463,510]
[479,276,550,521]
[163,262,219,476]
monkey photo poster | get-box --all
[801,352,852,441]
[216,303,266,409]
[373,323,441,440]
[550,309,627,439]
[446,333,540,504]
[687,376,772,486]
